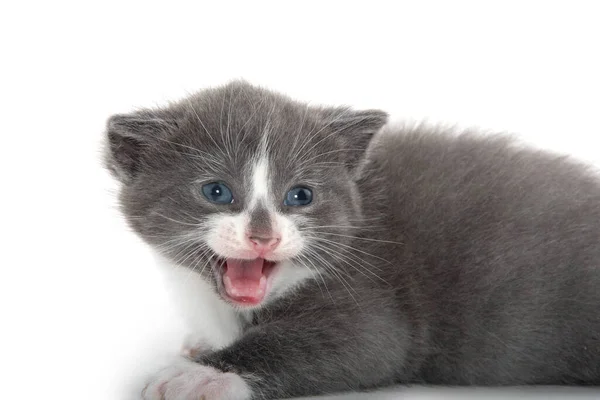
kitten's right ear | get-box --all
[104,112,175,183]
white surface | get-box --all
[299,387,600,400]
[1,1,599,399]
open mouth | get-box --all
[214,258,278,306]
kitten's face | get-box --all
[106,81,386,309]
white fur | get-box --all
[204,213,257,260]
[269,260,314,298]
[142,359,252,400]
[204,211,306,262]
[249,155,270,209]
[155,253,242,353]
[268,213,306,261]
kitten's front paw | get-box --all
[142,359,251,400]
[180,335,213,360]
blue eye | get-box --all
[284,187,313,206]
[201,182,234,204]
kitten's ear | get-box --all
[323,107,388,169]
[104,111,176,183]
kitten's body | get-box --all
[106,81,600,399]
[354,128,600,385]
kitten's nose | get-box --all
[248,234,280,252]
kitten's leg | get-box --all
[142,314,409,399]
[188,310,410,399]
[143,287,413,400]
[180,334,214,359]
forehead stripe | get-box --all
[250,156,270,207]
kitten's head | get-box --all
[105,81,387,309]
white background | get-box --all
[1,1,599,399]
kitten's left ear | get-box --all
[324,107,388,170]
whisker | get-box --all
[152,136,216,160]
[180,246,213,283]
[303,247,361,305]
[309,236,393,266]
[296,254,331,303]
[307,231,404,245]
[294,108,354,162]
[296,147,371,169]
[239,98,266,147]
[157,237,201,260]
[184,98,226,160]
[175,242,210,268]
[151,212,202,227]
[311,242,387,285]
[287,102,312,166]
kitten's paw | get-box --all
[181,335,213,360]
[142,359,252,400]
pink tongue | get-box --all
[223,258,267,304]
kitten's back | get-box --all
[358,124,600,384]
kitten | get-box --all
[105,81,600,399]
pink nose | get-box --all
[248,235,280,252]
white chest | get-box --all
[154,253,243,354]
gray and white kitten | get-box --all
[105,81,600,399]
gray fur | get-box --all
[105,81,600,398]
